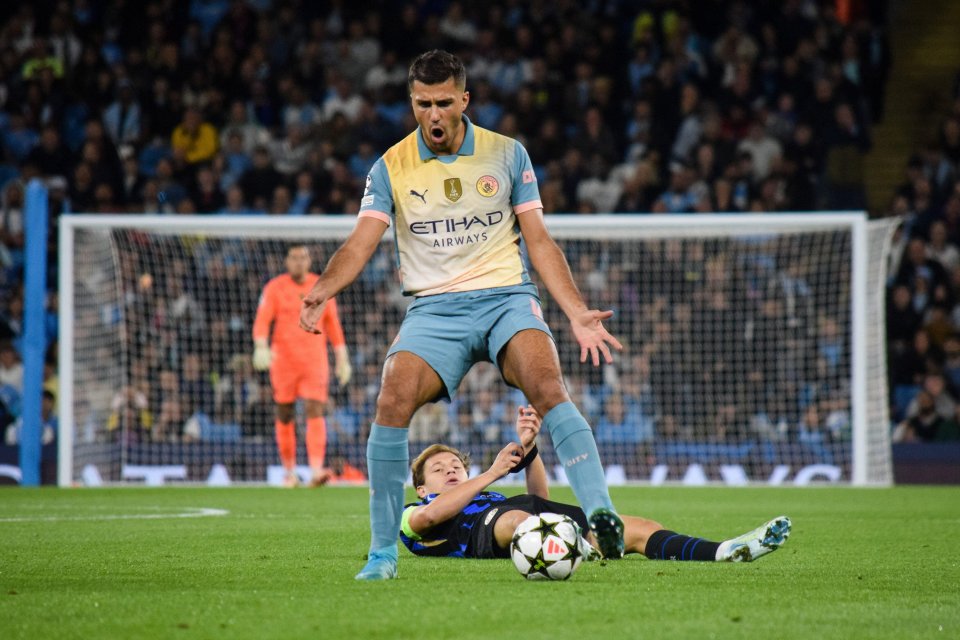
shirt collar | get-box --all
[416,114,475,161]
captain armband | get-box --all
[510,444,539,474]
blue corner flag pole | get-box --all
[20,179,48,486]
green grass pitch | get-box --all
[1,485,958,639]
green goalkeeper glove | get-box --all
[252,339,273,371]
[334,346,352,386]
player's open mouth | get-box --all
[430,127,444,142]
[445,478,459,485]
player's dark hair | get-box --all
[407,50,466,91]
[411,444,471,488]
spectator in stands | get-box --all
[0,181,24,267]
[653,161,705,213]
[118,155,144,205]
[289,171,318,215]
[824,102,871,210]
[188,165,225,214]
[217,184,253,215]
[571,106,619,169]
[796,403,835,463]
[171,106,218,165]
[408,400,450,446]
[893,387,960,442]
[239,145,282,210]
[240,383,274,439]
[365,50,407,94]
[0,342,22,392]
[271,124,310,177]
[213,353,260,426]
[738,119,782,183]
[180,352,215,421]
[4,389,56,446]
[152,157,187,209]
[282,84,322,132]
[0,0,912,477]
[329,384,372,447]
[924,304,954,349]
[942,334,960,391]
[269,185,293,215]
[322,75,366,124]
[220,99,272,155]
[107,384,152,444]
[594,391,654,445]
[890,328,943,390]
[906,372,957,423]
[218,131,253,190]
[615,161,660,213]
[102,78,142,146]
[927,220,960,271]
[152,368,183,442]
[887,284,924,354]
[896,237,952,314]
[24,125,73,179]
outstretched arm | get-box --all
[406,443,523,535]
[517,209,623,366]
[299,217,387,334]
[516,405,549,499]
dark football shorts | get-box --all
[468,494,589,559]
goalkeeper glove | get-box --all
[252,339,273,371]
[334,346,352,386]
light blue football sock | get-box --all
[366,423,409,557]
[542,401,615,515]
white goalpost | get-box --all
[58,213,899,487]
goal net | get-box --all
[59,213,899,487]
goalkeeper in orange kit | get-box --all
[253,244,352,487]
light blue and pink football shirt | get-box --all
[358,116,542,297]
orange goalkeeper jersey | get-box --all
[252,273,346,365]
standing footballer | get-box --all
[300,50,624,580]
[253,244,352,487]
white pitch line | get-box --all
[0,507,229,523]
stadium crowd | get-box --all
[1,0,958,477]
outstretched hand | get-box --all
[515,405,541,452]
[299,291,327,334]
[489,442,524,479]
[570,308,624,366]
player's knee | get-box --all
[493,510,531,548]
[374,388,417,426]
[624,515,662,537]
[645,518,663,532]
[523,378,569,413]
[275,404,295,423]
[304,400,326,417]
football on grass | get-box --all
[510,512,585,580]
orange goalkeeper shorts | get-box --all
[269,360,329,404]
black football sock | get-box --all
[644,529,721,561]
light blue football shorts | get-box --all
[386,282,554,400]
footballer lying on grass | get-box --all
[400,406,791,562]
